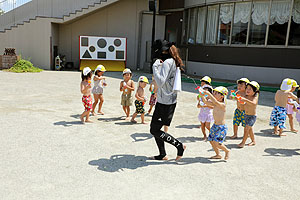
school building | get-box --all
[0,0,300,84]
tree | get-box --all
[0,8,4,15]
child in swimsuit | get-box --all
[238,81,260,148]
[201,86,230,160]
[80,67,93,124]
[230,78,249,139]
[131,76,149,124]
[120,69,135,120]
[148,75,158,114]
[286,79,299,133]
[91,65,107,116]
[270,78,298,136]
[197,84,213,140]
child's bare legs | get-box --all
[288,114,298,132]
[279,128,286,136]
[247,126,256,146]
[92,94,100,116]
[214,141,230,160]
[238,126,249,148]
[201,122,207,140]
[85,111,92,122]
[141,113,147,124]
[230,125,238,139]
[164,126,168,133]
[205,122,211,141]
[273,126,279,134]
[148,105,154,114]
[97,94,104,115]
[126,106,130,120]
[209,141,221,159]
[80,111,92,123]
[131,112,138,123]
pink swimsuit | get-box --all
[198,107,214,123]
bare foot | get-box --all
[142,122,148,124]
[131,119,137,123]
[125,116,130,120]
[225,151,230,160]
[80,116,85,124]
[291,129,298,133]
[92,112,97,116]
[210,155,222,159]
[175,145,186,161]
[203,137,207,141]
[98,111,104,115]
[238,143,245,148]
[279,133,286,136]
[247,141,256,146]
[149,156,168,160]
[230,135,238,139]
[85,120,93,123]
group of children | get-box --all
[80,65,300,161]
[80,66,167,128]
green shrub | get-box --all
[8,59,43,73]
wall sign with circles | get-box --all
[80,36,127,61]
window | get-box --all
[196,7,207,44]
[267,0,291,45]
[188,8,198,44]
[205,5,219,44]
[232,2,251,44]
[289,0,300,45]
[248,1,269,45]
[218,4,234,44]
[182,10,189,44]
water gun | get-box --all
[88,80,92,86]
[231,90,245,105]
[143,96,147,106]
[123,82,128,92]
[291,101,300,110]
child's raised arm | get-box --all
[202,90,225,109]
[288,92,298,102]
[241,95,258,105]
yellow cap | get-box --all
[214,86,228,96]
[201,76,211,84]
[123,68,132,74]
[248,81,260,91]
[291,79,299,88]
[139,76,149,84]
[280,78,293,91]
[95,64,106,72]
[237,78,250,84]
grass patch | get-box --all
[8,59,43,73]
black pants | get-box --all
[150,102,183,159]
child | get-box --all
[131,76,149,124]
[148,76,169,132]
[200,76,212,87]
[197,84,214,140]
[296,90,300,126]
[286,79,299,133]
[91,65,107,115]
[201,86,230,160]
[270,78,298,136]
[120,69,135,120]
[238,81,260,148]
[80,67,93,123]
[230,78,250,139]
[148,75,158,114]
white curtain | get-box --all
[206,5,219,44]
[234,2,251,24]
[220,4,233,24]
[252,2,269,25]
[292,0,300,24]
[270,0,291,25]
[196,7,206,44]
[188,8,197,43]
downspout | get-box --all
[136,10,147,70]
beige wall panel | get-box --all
[0,18,52,69]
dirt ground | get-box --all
[0,70,300,200]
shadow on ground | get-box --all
[177,136,202,143]
[53,121,83,127]
[89,154,225,172]
[264,148,300,157]
[175,124,199,129]
[98,116,123,122]
[130,133,153,142]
